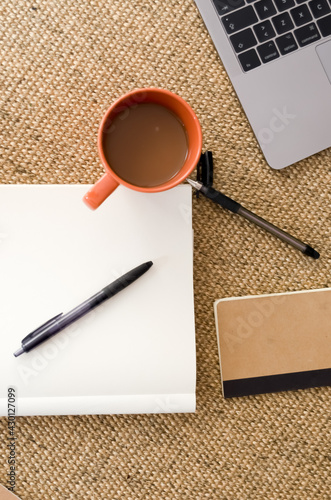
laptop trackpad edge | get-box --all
[316,40,331,85]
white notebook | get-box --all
[0,185,196,416]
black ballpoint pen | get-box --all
[13,261,153,357]
[187,179,320,259]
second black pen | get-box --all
[187,179,320,260]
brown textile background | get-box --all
[0,1,330,498]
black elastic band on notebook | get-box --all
[223,368,331,398]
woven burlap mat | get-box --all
[0,1,330,498]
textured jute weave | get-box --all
[0,1,330,499]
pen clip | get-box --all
[23,313,63,342]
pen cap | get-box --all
[196,151,214,196]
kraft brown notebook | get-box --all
[214,288,331,398]
[0,485,21,500]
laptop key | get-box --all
[212,0,245,16]
[276,32,299,54]
[222,6,258,34]
[317,13,331,36]
[294,22,321,45]
[254,20,276,42]
[238,48,261,71]
[257,40,280,62]
[272,12,295,34]
[230,28,257,52]
[290,5,313,25]
[255,0,277,19]
[309,0,331,18]
[274,0,295,11]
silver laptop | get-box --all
[194,0,331,169]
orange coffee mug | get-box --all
[83,88,202,209]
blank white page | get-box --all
[0,185,195,415]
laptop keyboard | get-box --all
[212,0,331,71]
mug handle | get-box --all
[83,173,119,210]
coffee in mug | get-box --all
[103,102,189,188]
